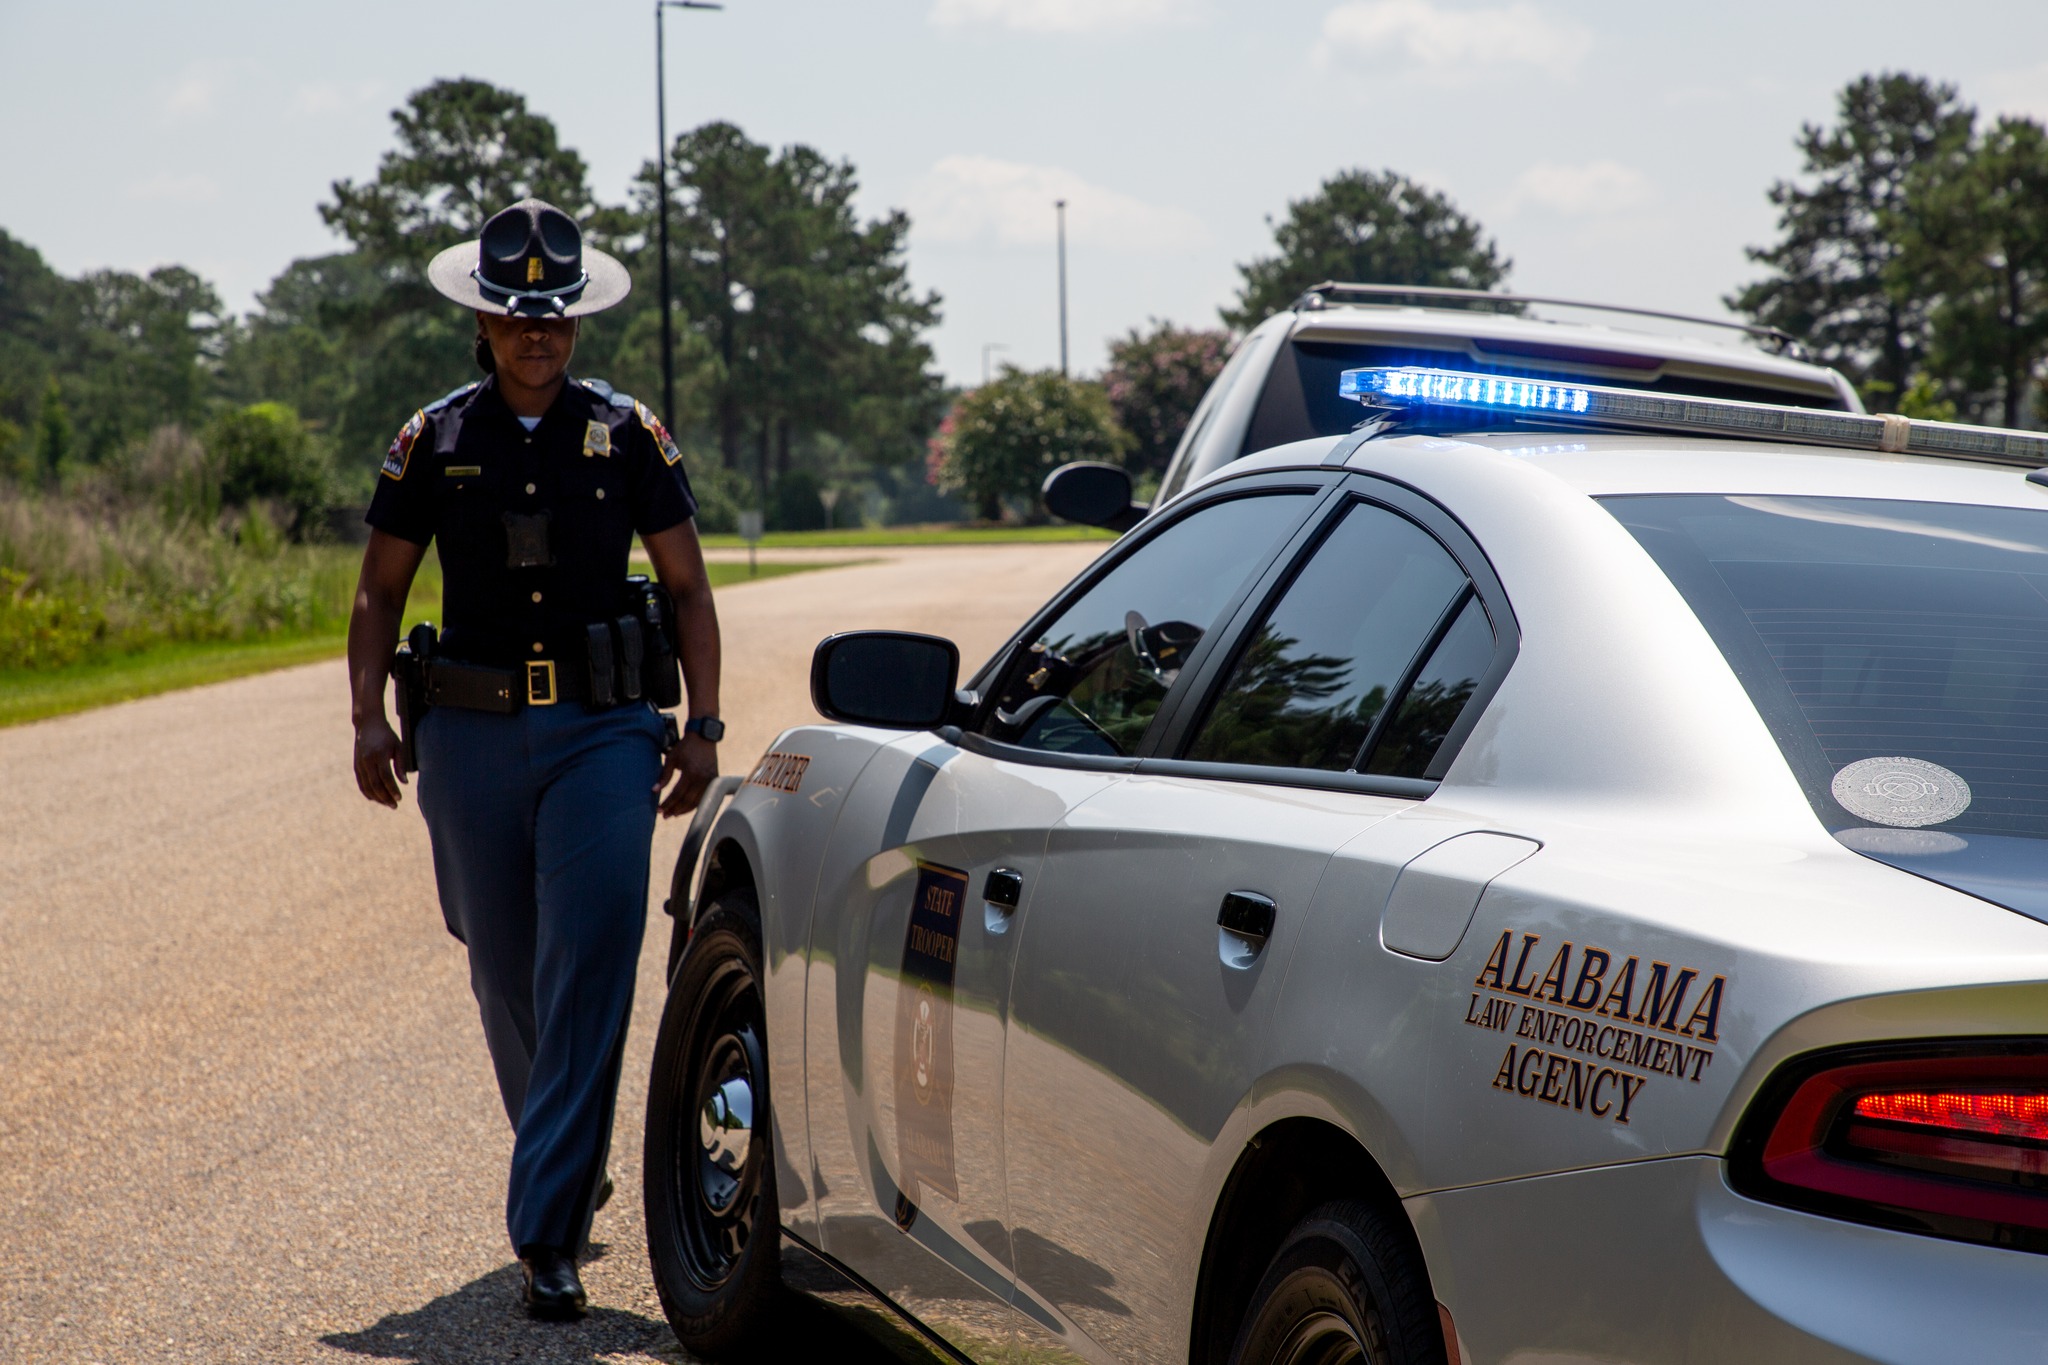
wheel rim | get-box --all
[1271,1310,1370,1365]
[666,954,766,1289]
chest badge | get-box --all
[583,420,611,458]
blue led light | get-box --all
[1333,365,2048,469]
[1339,366,1591,413]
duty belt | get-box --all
[425,616,658,713]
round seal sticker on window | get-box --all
[1832,757,1972,828]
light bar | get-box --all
[1339,365,2048,469]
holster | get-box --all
[391,622,437,774]
[630,575,683,710]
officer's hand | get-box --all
[354,718,408,808]
[656,736,717,818]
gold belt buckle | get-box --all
[526,659,557,706]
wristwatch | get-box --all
[684,715,725,743]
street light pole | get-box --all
[981,342,1008,384]
[1055,198,1069,377]
[655,0,723,434]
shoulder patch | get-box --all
[634,400,683,467]
[381,411,426,480]
[423,381,479,415]
[578,376,635,409]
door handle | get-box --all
[1218,891,1276,938]
[983,867,1023,935]
[1218,891,1276,970]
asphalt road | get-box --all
[0,542,1105,1365]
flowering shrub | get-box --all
[1102,323,1231,479]
[927,369,1130,521]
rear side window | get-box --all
[1608,494,2048,848]
[1186,500,1487,774]
[1366,594,1495,778]
[982,492,1312,757]
[1156,332,1265,505]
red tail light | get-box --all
[1730,1041,2048,1254]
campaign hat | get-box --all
[427,198,630,318]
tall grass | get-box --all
[0,482,364,671]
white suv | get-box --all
[1154,283,1863,509]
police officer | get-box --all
[345,198,723,1320]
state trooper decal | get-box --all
[895,860,966,1203]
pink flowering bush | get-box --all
[1102,322,1231,478]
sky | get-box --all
[4,1,2048,386]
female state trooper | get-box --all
[344,198,724,1321]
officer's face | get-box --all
[478,312,579,393]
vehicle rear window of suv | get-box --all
[1608,494,2048,917]
[1240,340,1851,456]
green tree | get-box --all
[32,376,73,483]
[928,369,1131,521]
[1898,116,2048,428]
[219,253,382,444]
[68,265,225,456]
[1,229,230,470]
[321,78,593,263]
[1225,170,1508,329]
[309,79,596,477]
[0,230,70,455]
[1102,322,1231,481]
[1730,73,1975,410]
[203,402,333,534]
[631,121,943,493]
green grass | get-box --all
[0,558,841,729]
[697,523,1116,549]
[701,559,852,585]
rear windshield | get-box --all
[1607,494,2048,852]
[1238,339,1849,459]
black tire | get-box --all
[1227,1200,1446,1365]
[645,894,781,1357]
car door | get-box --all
[1001,485,1520,1363]
[802,481,1327,1362]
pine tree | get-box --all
[1730,74,1975,410]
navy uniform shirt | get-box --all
[367,375,697,666]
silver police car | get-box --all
[645,370,2048,1364]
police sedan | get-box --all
[643,371,2048,1365]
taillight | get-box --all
[1729,1040,2048,1254]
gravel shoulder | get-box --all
[0,542,1104,1365]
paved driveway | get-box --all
[0,542,1104,1365]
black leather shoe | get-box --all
[594,1171,614,1213]
[519,1245,588,1321]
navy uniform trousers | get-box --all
[416,698,663,1253]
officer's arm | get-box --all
[348,530,427,808]
[643,519,722,817]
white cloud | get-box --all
[909,155,1209,251]
[1984,62,2048,122]
[929,0,1199,35]
[1316,0,1590,80]
[129,173,219,203]
[164,69,217,115]
[292,80,383,116]
[1507,160,1653,216]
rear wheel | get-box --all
[645,895,781,1356]
[1227,1200,1445,1365]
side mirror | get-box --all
[1042,462,1148,533]
[811,630,962,729]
